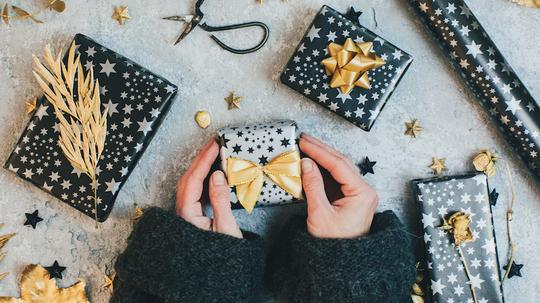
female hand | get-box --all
[176,139,243,238]
[299,133,379,239]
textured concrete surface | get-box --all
[0,0,539,302]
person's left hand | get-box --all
[176,139,243,238]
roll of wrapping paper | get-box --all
[409,0,540,182]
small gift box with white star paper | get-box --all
[5,34,178,222]
[218,120,303,213]
[412,173,504,303]
[281,5,413,131]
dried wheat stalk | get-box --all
[0,224,15,282]
[32,42,107,223]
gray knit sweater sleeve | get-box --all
[111,207,265,303]
[268,210,416,303]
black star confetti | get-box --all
[345,6,362,23]
[358,157,376,176]
[232,144,242,154]
[503,261,523,279]
[45,261,66,279]
[24,210,43,229]
[489,188,499,206]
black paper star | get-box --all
[280,138,290,147]
[489,188,499,206]
[220,134,229,149]
[45,261,66,279]
[346,7,362,24]
[503,261,523,279]
[259,156,269,165]
[358,157,376,176]
[24,210,43,229]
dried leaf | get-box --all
[102,272,115,291]
[48,0,65,13]
[0,264,89,302]
[0,233,15,250]
[133,207,143,221]
[11,5,43,24]
[1,4,9,25]
[32,43,107,222]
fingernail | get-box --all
[212,171,226,185]
[301,158,313,173]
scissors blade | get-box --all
[174,15,202,45]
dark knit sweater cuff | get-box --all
[113,207,265,303]
[282,211,416,303]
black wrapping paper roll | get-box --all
[409,0,540,182]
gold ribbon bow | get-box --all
[227,150,304,213]
[321,38,386,94]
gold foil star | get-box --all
[405,119,422,138]
[102,272,116,291]
[225,92,242,110]
[112,6,130,25]
[429,157,447,175]
[25,97,37,114]
[133,206,143,221]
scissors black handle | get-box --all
[199,21,270,55]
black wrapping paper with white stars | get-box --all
[218,120,301,210]
[280,5,413,131]
[412,173,504,303]
[5,34,178,222]
[409,0,540,184]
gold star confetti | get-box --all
[112,6,130,25]
[404,119,422,138]
[429,157,447,175]
[133,206,143,221]
[102,272,116,291]
[25,97,37,114]
[225,92,242,110]
[195,110,211,129]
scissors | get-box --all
[163,0,270,54]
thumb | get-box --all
[301,158,330,215]
[209,171,242,238]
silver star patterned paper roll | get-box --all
[412,173,504,303]
[409,0,540,183]
[5,34,178,222]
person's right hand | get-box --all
[299,133,379,239]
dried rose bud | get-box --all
[472,150,497,177]
[447,212,473,246]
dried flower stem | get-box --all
[32,42,107,223]
[457,246,478,303]
[503,163,516,281]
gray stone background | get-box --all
[0,0,538,302]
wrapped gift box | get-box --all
[411,173,504,303]
[281,5,413,131]
[5,33,178,222]
[218,120,303,212]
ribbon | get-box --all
[321,38,386,94]
[227,149,304,213]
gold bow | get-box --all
[321,38,386,94]
[227,150,304,213]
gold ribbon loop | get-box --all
[227,149,303,213]
[321,38,386,94]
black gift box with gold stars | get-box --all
[5,34,178,222]
[281,5,413,131]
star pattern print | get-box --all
[218,121,300,209]
[5,34,178,221]
[414,174,504,302]
[281,5,413,131]
[411,0,540,181]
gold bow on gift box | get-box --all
[227,150,304,213]
[322,38,386,94]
